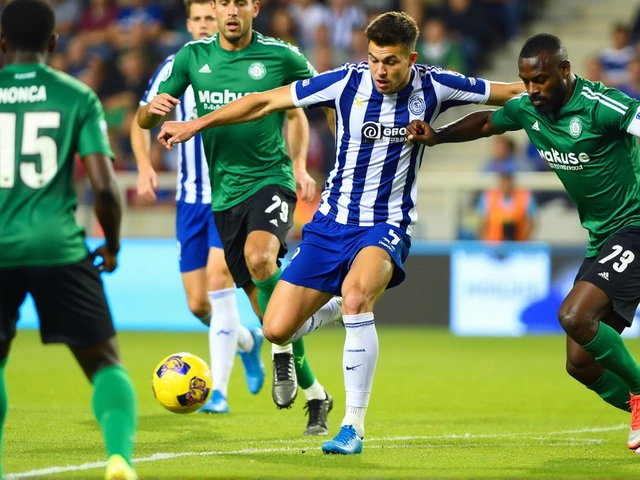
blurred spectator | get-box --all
[436,0,492,74]
[477,165,537,242]
[483,136,534,173]
[65,37,105,91]
[481,0,521,44]
[583,55,604,83]
[619,57,640,100]
[599,23,635,87]
[288,0,329,52]
[269,7,297,45]
[318,0,366,65]
[418,17,467,73]
[78,0,120,55]
[110,0,165,52]
[53,0,82,50]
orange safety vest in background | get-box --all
[484,188,532,241]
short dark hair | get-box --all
[184,0,212,16]
[1,0,55,52]
[365,12,420,53]
[519,33,567,63]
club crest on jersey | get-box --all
[569,116,582,138]
[248,62,266,80]
[408,95,426,115]
[361,121,407,144]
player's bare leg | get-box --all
[559,281,640,450]
[322,246,394,455]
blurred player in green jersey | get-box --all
[407,32,640,453]
[0,0,137,478]
[138,0,342,435]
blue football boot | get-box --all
[198,389,229,414]
[321,425,363,454]
[239,327,265,394]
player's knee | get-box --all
[244,248,273,278]
[558,303,584,336]
[262,322,289,345]
[565,354,600,385]
[187,298,211,319]
[342,288,369,315]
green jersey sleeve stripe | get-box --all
[582,85,629,111]
[580,91,626,115]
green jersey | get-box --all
[157,31,316,211]
[0,64,113,268]
[492,75,640,257]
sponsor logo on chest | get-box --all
[197,89,253,111]
[537,147,590,171]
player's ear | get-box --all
[560,59,571,79]
[409,51,418,66]
[252,0,260,18]
[48,33,58,54]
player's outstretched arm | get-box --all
[131,110,158,203]
[137,93,181,130]
[83,153,122,272]
[285,108,316,202]
[486,81,525,106]
[158,85,296,149]
[407,110,504,146]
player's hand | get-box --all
[148,93,180,116]
[407,120,438,146]
[294,168,316,202]
[137,166,158,203]
[92,243,119,273]
[158,121,197,150]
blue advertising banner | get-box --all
[18,239,261,332]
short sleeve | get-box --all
[140,56,174,106]
[491,97,523,132]
[592,86,640,136]
[290,64,351,109]
[283,44,317,84]
[430,69,490,113]
[156,45,191,99]
[78,90,114,159]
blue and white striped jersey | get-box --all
[291,62,490,236]
[140,55,211,204]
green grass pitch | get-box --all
[4,326,640,479]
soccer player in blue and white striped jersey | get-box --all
[157,11,524,454]
[130,0,264,415]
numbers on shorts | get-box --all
[265,194,289,223]
[598,244,636,273]
[385,229,401,246]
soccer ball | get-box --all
[151,352,213,414]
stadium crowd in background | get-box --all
[0,0,541,184]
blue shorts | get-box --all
[280,213,411,296]
[176,202,222,273]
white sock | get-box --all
[272,343,293,357]
[208,289,240,398]
[285,296,343,344]
[237,325,254,353]
[302,378,326,401]
[341,312,377,439]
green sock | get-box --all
[582,322,640,394]
[253,270,317,389]
[92,365,137,465]
[0,359,8,477]
[587,370,632,412]
[292,339,316,389]
[253,270,282,317]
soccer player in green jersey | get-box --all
[0,0,138,478]
[407,33,640,452]
[137,0,342,434]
